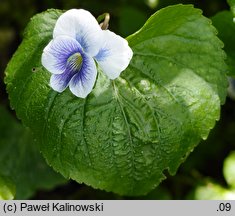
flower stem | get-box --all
[97,13,110,30]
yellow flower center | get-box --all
[67,52,83,71]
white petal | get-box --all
[95,30,133,80]
[69,54,97,98]
[41,35,83,74]
[53,9,103,57]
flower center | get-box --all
[67,52,83,71]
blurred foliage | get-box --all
[187,151,235,200]
[212,11,235,76]
[189,181,235,200]
[227,0,235,17]
[223,151,235,188]
[0,175,15,200]
[0,106,66,199]
[0,0,235,199]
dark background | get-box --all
[0,0,234,199]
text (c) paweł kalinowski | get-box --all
[20,202,104,212]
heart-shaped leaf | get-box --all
[5,5,227,196]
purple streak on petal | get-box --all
[95,48,111,62]
[53,9,103,57]
[71,54,93,85]
[94,30,133,80]
[50,51,86,93]
[50,67,77,93]
[69,54,97,98]
[46,36,83,73]
[48,37,87,93]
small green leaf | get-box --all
[5,5,227,196]
[223,151,235,188]
[0,106,65,199]
[0,175,15,200]
[212,11,235,76]
[227,0,235,17]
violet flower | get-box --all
[42,9,133,98]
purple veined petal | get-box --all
[69,53,97,98]
[50,73,73,93]
[95,30,133,80]
[53,9,103,57]
[42,35,83,74]
[50,68,77,93]
[50,51,84,93]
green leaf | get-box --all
[0,106,65,199]
[223,151,235,188]
[5,5,227,196]
[227,0,235,17]
[212,11,235,76]
[0,175,15,200]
